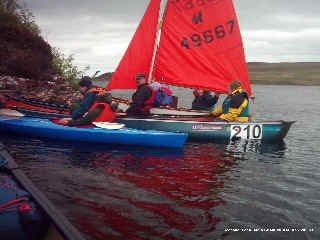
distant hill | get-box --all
[95,62,320,86]
[92,72,113,87]
[94,72,113,82]
[248,62,320,85]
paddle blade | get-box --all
[93,122,125,130]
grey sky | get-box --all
[23,0,320,75]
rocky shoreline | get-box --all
[0,75,83,106]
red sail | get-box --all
[153,0,252,95]
[106,0,161,90]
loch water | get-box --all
[0,84,319,240]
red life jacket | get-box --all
[88,102,116,122]
[132,85,156,111]
[87,87,116,122]
[86,87,108,94]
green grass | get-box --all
[248,62,320,85]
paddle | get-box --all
[92,122,125,130]
[0,108,25,120]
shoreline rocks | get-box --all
[0,75,83,106]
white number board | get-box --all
[230,124,263,140]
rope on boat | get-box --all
[0,197,27,209]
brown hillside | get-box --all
[248,62,320,85]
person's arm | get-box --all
[211,106,223,116]
[71,92,96,119]
[191,96,198,109]
[203,93,219,106]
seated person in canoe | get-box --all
[59,76,118,126]
[150,82,175,108]
[191,89,219,111]
[210,80,250,122]
[126,73,155,116]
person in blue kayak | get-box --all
[59,76,118,125]
[126,73,155,116]
[191,89,219,111]
[210,80,250,122]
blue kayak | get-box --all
[0,116,187,148]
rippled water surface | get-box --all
[1,85,319,240]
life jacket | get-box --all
[132,85,156,111]
[88,102,116,122]
[222,88,250,117]
[87,88,116,122]
[86,87,109,94]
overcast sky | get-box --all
[23,0,320,75]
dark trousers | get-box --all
[126,107,150,117]
[68,106,104,126]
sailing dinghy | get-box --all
[106,0,294,142]
[4,0,294,142]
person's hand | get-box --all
[59,117,72,124]
[208,112,219,118]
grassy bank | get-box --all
[248,62,320,85]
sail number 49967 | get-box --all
[230,124,263,140]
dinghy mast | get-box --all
[148,0,169,83]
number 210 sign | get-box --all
[230,124,263,140]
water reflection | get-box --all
[224,139,286,159]
[0,134,289,240]
[71,144,247,239]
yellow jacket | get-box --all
[211,88,250,122]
